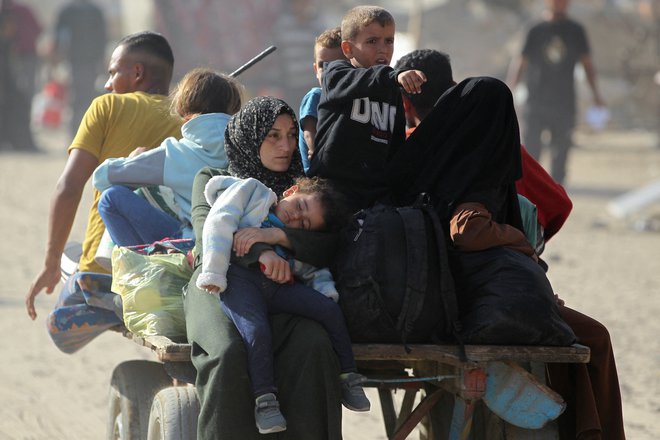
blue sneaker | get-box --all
[340,373,371,412]
[254,393,287,434]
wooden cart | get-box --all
[108,332,589,440]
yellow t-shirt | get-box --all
[69,91,182,273]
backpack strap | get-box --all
[395,207,428,351]
[423,205,467,361]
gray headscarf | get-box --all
[225,96,303,197]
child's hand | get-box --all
[397,70,427,95]
[201,284,220,294]
[258,250,293,284]
[128,146,148,157]
[233,227,286,256]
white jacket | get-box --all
[196,176,339,301]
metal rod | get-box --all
[229,45,277,78]
[364,375,458,385]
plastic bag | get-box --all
[111,246,192,340]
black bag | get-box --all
[450,246,576,346]
[334,201,461,348]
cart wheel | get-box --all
[147,386,199,440]
[107,360,172,440]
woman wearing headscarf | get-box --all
[184,96,343,440]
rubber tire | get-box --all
[107,360,173,440]
[147,386,199,440]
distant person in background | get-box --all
[0,0,38,151]
[53,0,107,138]
[507,0,605,185]
[5,0,41,108]
[0,1,13,150]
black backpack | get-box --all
[333,200,462,350]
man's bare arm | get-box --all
[26,149,99,319]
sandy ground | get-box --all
[0,125,658,439]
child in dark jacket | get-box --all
[308,5,426,212]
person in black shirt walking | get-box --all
[508,0,605,185]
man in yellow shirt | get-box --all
[25,31,182,352]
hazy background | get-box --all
[1,1,659,439]
[5,0,660,140]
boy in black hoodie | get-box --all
[307,5,426,212]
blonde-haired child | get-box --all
[93,68,243,247]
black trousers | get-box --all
[524,109,574,185]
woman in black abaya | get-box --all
[393,76,575,346]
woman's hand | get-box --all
[233,227,287,257]
[258,250,293,284]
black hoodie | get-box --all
[308,59,406,211]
